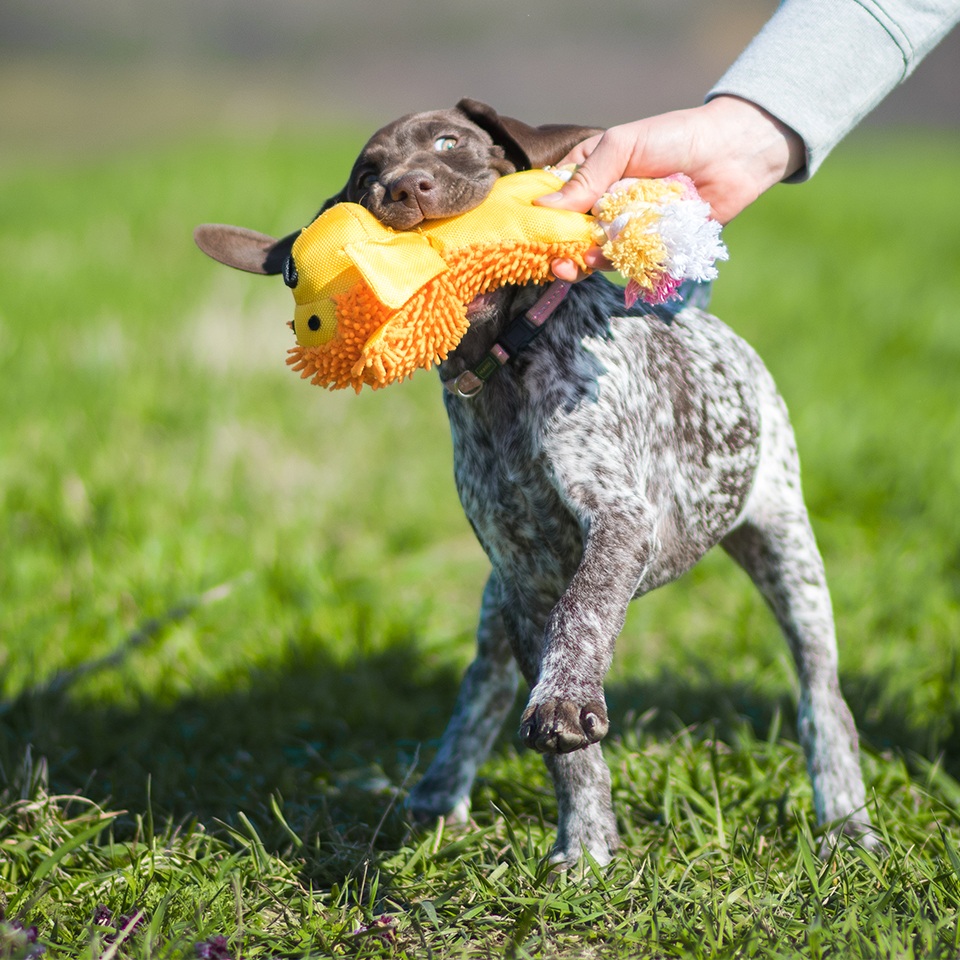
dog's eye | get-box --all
[358,171,379,190]
[434,137,458,152]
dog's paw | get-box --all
[549,817,621,871]
[405,789,471,826]
[549,836,619,872]
[519,698,609,753]
[818,816,883,858]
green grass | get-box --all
[1,127,960,958]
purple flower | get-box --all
[195,935,233,960]
[115,914,145,938]
[351,915,397,944]
[91,906,145,944]
[1,920,45,959]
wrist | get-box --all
[703,95,806,192]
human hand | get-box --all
[537,96,805,282]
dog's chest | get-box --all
[446,385,585,591]
[442,304,764,593]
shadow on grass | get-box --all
[0,636,463,875]
[2,632,958,882]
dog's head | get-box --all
[195,99,601,275]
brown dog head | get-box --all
[194,99,601,275]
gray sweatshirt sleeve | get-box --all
[706,0,960,180]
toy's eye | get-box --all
[434,136,458,152]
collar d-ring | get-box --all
[442,280,572,397]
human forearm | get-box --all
[708,0,960,179]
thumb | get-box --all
[535,162,610,214]
[535,131,632,213]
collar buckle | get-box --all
[442,280,572,398]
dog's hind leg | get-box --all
[721,408,872,842]
[406,572,520,824]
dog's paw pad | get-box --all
[519,698,609,754]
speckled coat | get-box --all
[407,275,872,866]
[192,98,874,867]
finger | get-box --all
[582,247,612,271]
[536,136,631,213]
[556,133,603,168]
[535,167,605,214]
[549,258,587,282]
[550,245,612,281]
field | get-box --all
[1,128,960,958]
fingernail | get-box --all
[534,191,564,206]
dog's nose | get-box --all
[389,171,435,209]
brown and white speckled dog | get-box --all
[196,99,873,867]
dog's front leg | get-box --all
[407,572,520,824]
[544,746,621,867]
[519,512,653,755]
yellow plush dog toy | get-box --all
[285,168,725,392]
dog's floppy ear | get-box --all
[455,97,602,171]
[193,224,300,275]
